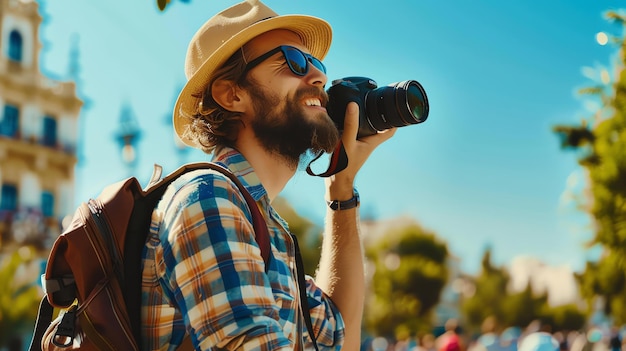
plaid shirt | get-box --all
[141,147,345,350]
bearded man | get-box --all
[141,1,396,350]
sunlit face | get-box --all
[240,30,339,168]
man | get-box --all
[436,319,464,351]
[141,0,396,350]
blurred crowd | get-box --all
[363,318,625,351]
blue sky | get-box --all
[39,0,625,274]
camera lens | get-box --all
[365,80,429,131]
[405,81,429,123]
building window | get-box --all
[0,184,18,211]
[42,191,54,217]
[42,116,57,147]
[1,104,19,138]
[8,30,23,62]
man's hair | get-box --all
[181,48,249,154]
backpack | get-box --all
[28,162,271,351]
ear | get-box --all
[211,79,246,112]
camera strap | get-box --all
[305,141,348,177]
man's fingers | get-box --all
[341,102,360,142]
[369,127,397,145]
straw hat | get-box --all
[173,0,333,147]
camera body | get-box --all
[326,77,379,138]
[326,76,429,139]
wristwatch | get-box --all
[326,188,360,210]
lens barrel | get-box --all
[365,80,429,132]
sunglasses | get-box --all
[243,45,326,77]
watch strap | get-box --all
[326,189,360,210]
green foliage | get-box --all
[0,247,42,347]
[552,10,626,322]
[157,0,171,11]
[500,283,542,328]
[461,249,586,334]
[552,125,594,150]
[538,304,587,331]
[576,252,626,322]
[461,249,510,331]
[605,10,626,25]
[364,223,449,338]
[272,196,322,275]
[157,0,191,12]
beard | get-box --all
[245,82,340,169]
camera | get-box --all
[326,76,430,139]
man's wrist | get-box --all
[325,174,355,199]
[326,188,360,210]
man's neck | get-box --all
[235,136,295,203]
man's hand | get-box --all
[326,102,396,199]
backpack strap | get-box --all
[28,296,54,351]
[145,162,271,266]
[292,234,320,351]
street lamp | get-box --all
[115,103,141,174]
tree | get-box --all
[552,9,626,323]
[576,251,626,322]
[364,223,449,339]
[0,247,42,348]
[461,248,510,333]
[501,281,544,329]
[539,304,587,332]
[271,196,323,275]
[460,249,586,334]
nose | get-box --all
[306,62,327,87]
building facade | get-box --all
[0,0,81,252]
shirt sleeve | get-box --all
[156,172,294,350]
[304,277,346,350]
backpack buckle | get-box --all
[53,304,77,347]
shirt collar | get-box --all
[211,147,267,202]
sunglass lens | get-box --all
[284,48,308,75]
[310,58,326,74]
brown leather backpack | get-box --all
[28,162,270,350]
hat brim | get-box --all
[173,14,332,147]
